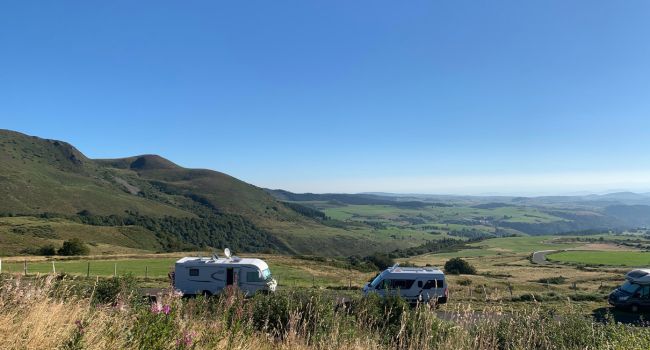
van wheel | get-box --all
[631,304,640,313]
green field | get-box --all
[547,250,650,267]
[0,255,373,288]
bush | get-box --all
[458,278,472,286]
[92,274,138,305]
[364,253,395,270]
[39,244,57,256]
[444,257,476,275]
[58,238,89,256]
[537,276,566,284]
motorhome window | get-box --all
[417,281,423,288]
[189,268,199,276]
[389,279,415,289]
[436,279,444,287]
[247,271,264,282]
[262,268,272,280]
[621,281,640,294]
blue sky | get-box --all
[1,1,650,195]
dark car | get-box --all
[609,281,650,312]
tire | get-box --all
[437,297,448,304]
[202,290,213,297]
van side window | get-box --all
[641,285,650,299]
[436,279,444,288]
[423,280,436,289]
[189,268,199,276]
[388,279,415,289]
[417,281,423,288]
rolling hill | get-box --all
[0,129,388,256]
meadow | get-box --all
[548,251,650,267]
[1,273,649,350]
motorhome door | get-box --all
[226,268,234,286]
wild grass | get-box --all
[0,273,649,350]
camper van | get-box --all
[173,249,277,296]
[609,268,650,312]
[362,264,448,305]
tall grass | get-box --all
[0,273,648,349]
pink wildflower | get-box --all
[162,304,171,315]
[150,302,162,314]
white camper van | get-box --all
[362,264,448,305]
[173,249,277,296]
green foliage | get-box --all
[92,274,138,305]
[58,238,89,256]
[364,253,395,270]
[388,238,471,259]
[537,276,566,284]
[39,244,57,256]
[444,257,476,275]
[282,201,328,220]
[132,303,177,350]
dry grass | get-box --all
[1,273,649,350]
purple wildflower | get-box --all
[176,330,196,347]
[162,304,171,315]
[74,320,85,334]
[150,302,162,314]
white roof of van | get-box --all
[385,266,444,275]
[176,257,269,271]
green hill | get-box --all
[0,129,385,256]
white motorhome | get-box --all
[173,249,277,296]
[362,264,448,305]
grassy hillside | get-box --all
[0,130,438,257]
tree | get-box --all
[58,238,89,256]
[444,257,476,275]
[365,253,395,270]
[38,245,57,256]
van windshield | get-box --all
[621,281,640,294]
[370,274,383,288]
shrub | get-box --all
[92,274,138,305]
[444,257,476,275]
[39,244,57,256]
[58,238,89,256]
[458,278,472,286]
[537,276,566,284]
[364,253,395,270]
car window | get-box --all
[388,279,415,289]
[422,279,444,289]
[621,281,640,294]
[641,285,650,298]
[423,280,436,289]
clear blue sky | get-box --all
[2,1,650,195]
